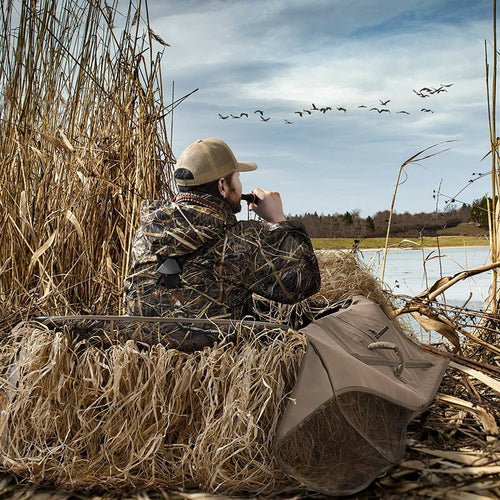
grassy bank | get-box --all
[312,235,490,250]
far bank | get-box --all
[312,235,490,250]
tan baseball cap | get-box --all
[174,137,257,186]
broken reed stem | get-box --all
[381,143,452,284]
[427,261,500,302]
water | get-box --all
[359,246,492,310]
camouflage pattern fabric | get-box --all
[124,193,321,320]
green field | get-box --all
[311,235,490,250]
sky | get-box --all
[145,0,495,217]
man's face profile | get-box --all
[224,172,243,214]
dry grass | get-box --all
[0,322,305,494]
[1,249,498,498]
[0,0,174,329]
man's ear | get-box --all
[217,177,227,198]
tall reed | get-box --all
[485,0,500,312]
[0,0,175,325]
[381,143,451,283]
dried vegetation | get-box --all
[0,0,173,329]
[0,0,499,499]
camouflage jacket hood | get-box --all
[124,192,321,320]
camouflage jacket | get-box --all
[124,193,321,319]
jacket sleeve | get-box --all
[225,220,321,304]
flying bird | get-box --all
[230,114,241,119]
[440,83,454,87]
[358,105,367,108]
[412,89,429,98]
[260,116,270,121]
[284,119,293,124]
[254,109,264,116]
[320,106,331,113]
[432,86,447,94]
[421,108,434,113]
[218,114,229,119]
[302,109,312,115]
[311,103,319,110]
[294,111,303,117]
[396,110,410,114]
[370,107,390,113]
[337,107,347,112]
[379,99,390,106]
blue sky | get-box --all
[146,0,495,217]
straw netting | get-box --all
[1,276,500,498]
[0,322,306,494]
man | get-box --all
[124,137,320,321]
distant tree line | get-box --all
[289,203,478,238]
[470,195,496,228]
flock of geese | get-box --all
[218,83,453,125]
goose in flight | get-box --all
[412,89,429,98]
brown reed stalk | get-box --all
[485,0,500,313]
[381,143,452,283]
[0,0,177,325]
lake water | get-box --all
[359,246,493,310]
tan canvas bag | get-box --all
[274,295,448,496]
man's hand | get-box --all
[249,187,286,223]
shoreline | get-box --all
[316,245,491,252]
[311,236,490,251]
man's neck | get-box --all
[175,192,235,219]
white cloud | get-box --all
[147,0,494,215]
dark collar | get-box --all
[175,192,236,223]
